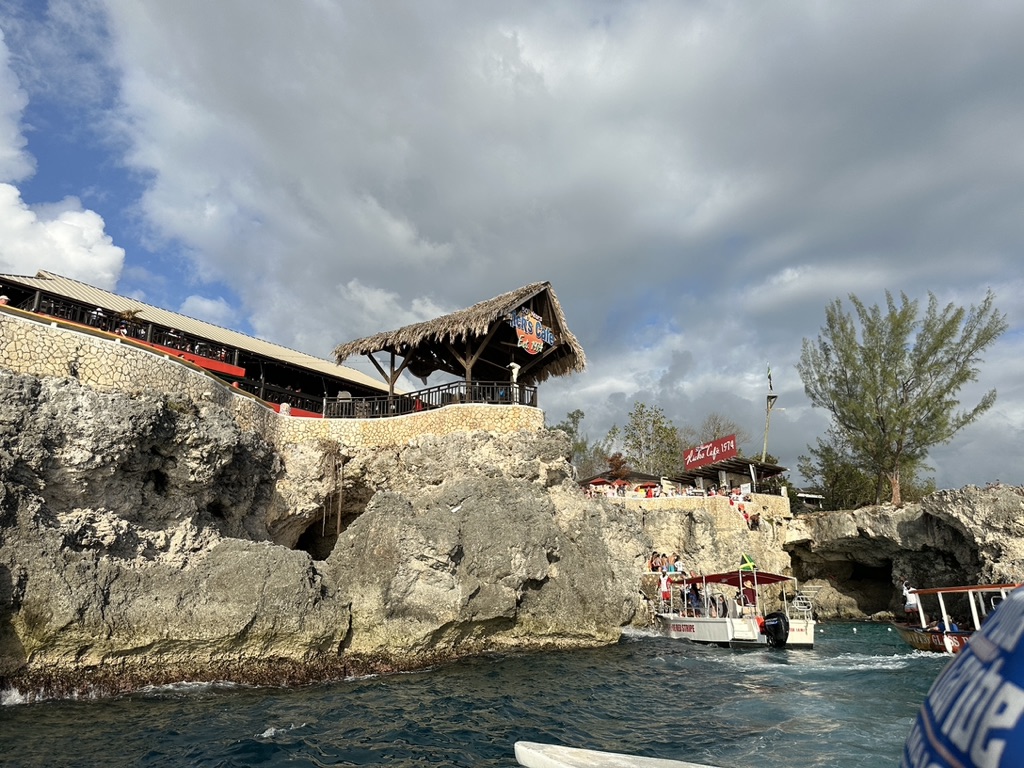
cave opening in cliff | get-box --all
[295,521,338,561]
[145,468,168,495]
[788,551,899,615]
[293,495,364,560]
[848,560,892,585]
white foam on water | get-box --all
[621,626,663,640]
[1,687,28,706]
[137,680,248,696]
[256,722,307,739]
[1,685,106,706]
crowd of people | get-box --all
[647,552,760,618]
[647,552,684,573]
[585,483,681,499]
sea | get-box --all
[0,621,947,767]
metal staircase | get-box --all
[792,584,824,616]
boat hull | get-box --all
[892,623,970,654]
[657,614,814,648]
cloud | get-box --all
[3,1,1024,489]
[0,19,124,289]
[0,183,124,288]
[178,294,236,328]
[0,29,33,181]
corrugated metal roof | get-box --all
[0,270,390,393]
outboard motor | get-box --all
[762,611,790,648]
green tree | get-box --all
[798,429,938,510]
[552,409,588,466]
[622,401,684,475]
[552,409,616,479]
[797,290,1006,506]
[797,429,876,510]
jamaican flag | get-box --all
[739,553,757,572]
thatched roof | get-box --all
[333,281,586,385]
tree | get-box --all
[798,429,937,510]
[680,412,751,454]
[622,401,684,475]
[797,290,1007,506]
[552,409,616,479]
[552,409,589,467]
[797,429,877,510]
[606,451,631,480]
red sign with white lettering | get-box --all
[684,434,738,470]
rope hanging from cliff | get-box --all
[338,458,344,535]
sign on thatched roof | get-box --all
[333,281,585,387]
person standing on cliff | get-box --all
[902,580,923,624]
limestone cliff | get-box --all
[0,369,649,698]
[785,486,1024,619]
[1,353,1021,700]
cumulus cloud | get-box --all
[3,1,1024,488]
[0,184,124,288]
[0,20,124,289]
[178,294,236,328]
[0,29,33,182]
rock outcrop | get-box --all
[1,358,1021,700]
[0,369,648,698]
[785,486,1024,619]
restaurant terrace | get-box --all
[331,281,585,417]
[0,271,585,420]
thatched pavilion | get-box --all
[333,282,585,405]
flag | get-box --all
[767,362,773,391]
[740,553,757,572]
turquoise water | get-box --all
[0,622,947,767]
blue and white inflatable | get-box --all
[903,585,1024,767]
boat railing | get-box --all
[790,584,821,619]
[907,583,1021,632]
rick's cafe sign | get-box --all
[508,309,555,355]
[684,434,738,470]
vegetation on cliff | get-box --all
[798,290,1007,506]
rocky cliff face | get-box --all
[2,364,1020,699]
[0,369,648,698]
[785,486,1024,618]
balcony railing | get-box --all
[12,296,539,420]
[323,380,537,419]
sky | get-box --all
[1,1,1022,491]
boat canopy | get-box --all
[691,570,795,588]
[909,583,1021,596]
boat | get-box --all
[514,741,722,768]
[653,566,815,649]
[892,582,1021,654]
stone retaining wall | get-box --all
[611,493,791,520]
[0,309,545,450]
[611,493,794,572]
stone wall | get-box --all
[614,493,795,577]
[0,309,545,451]
[610,492,791,521]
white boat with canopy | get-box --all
[654,565,815,649]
